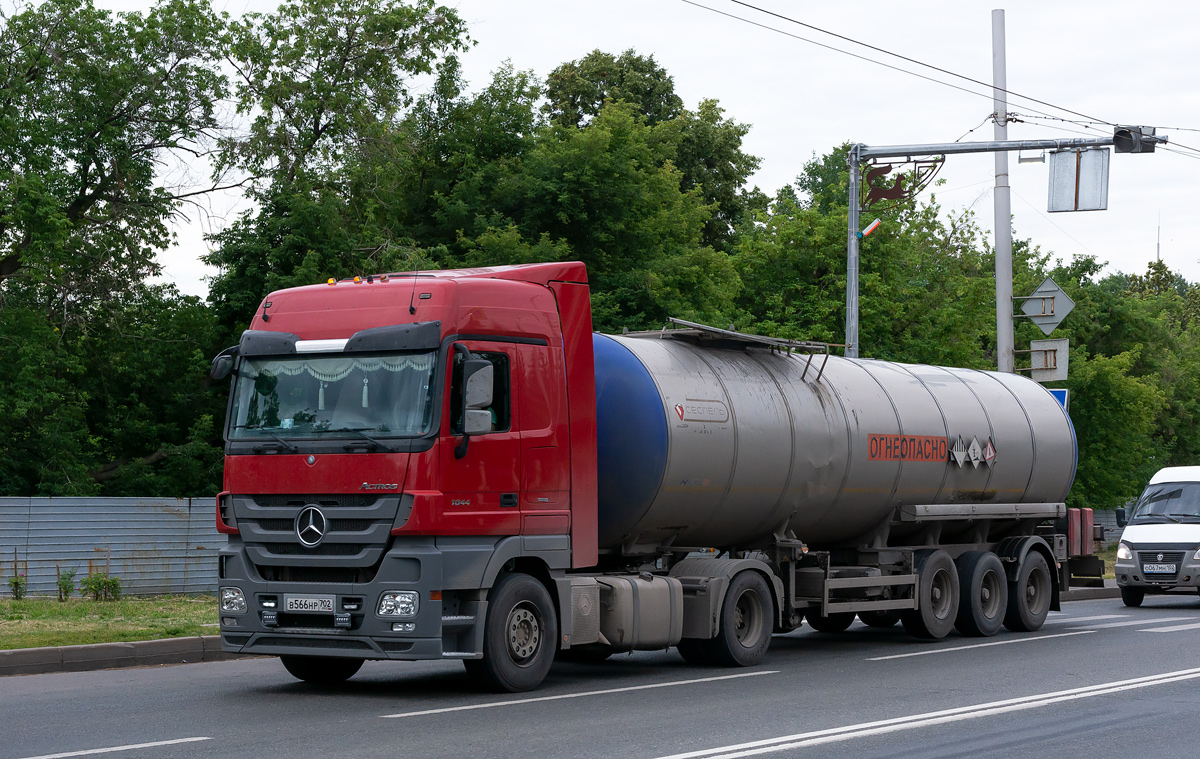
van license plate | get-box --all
[1143,563,1176,574]
[285,595,335,612]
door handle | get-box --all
[500,493,518,508]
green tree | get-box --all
[0,0,229,316]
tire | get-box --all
[858,610,902,628]
[466,572,558,692]
[807,611,856,632]
[279,655,363,685]
[1121,586,1145,607]
[954,551,1008,637]
[676,638,712,665]
[707,571,774,666]
[1003,551,1053,632]
[901,550,960,640]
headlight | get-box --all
[378,591,419,617]
[1117,543,1132,561]
[220,587,247,613]
[1193,547,1200,561]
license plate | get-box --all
[1143,563,1177,574]
[285,595,335,613]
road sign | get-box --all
[1019,278,1075,335]
[1048,147,1110,212]
[1030,338,1069,382]
[1048,388,1069,411]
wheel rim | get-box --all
[929,568,954,620]
[1024,563,1049,616]
[733,588,765,647]
[506,602,542,666]
[979,568,1004,619]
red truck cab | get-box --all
[214,263,597,689]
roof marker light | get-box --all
[327,278,336,285]
[353,276,362,284]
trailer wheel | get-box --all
[466,572,558,692]
[901,550,959,640]
[1120,586,1145,607]
[954,551,1008,637]
[858,610,901,628]
[709,571,774,666]
[1003,551,1052,631]
[807,611,856,632]
[280,655,363,685]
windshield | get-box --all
[229,352,436,441]
[1128,482,1200,523]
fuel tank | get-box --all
[593,333,1077,551]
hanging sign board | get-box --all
[1048,147,1110,212]
[1030,338,1069,382]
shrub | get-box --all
[56,567,78,602]
[7,573,26,600]
[81,573,122,601]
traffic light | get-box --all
[1114,125,1158,153]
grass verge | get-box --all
[0,595,217,650]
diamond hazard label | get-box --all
[983,438,997,467]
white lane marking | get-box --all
[653,668,1200,759]
[1140,621,1200,632]
[380,670,779,718]
[18,738,211,759]
[1069,616,1194,630]
[1043,614,1126,624]
[866,631,1093,661]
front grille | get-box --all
[265,543,366,556]
[1138,551,1185,571]
[255,565,377,584]
[251,494,380,509]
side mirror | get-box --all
[1116,507,1127,529]
[463,360,494,409]
[210,353,234,380]
[462,409,492,436]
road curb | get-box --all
[0,636,252,678]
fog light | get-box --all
[220,587,247,613]
[378,591,419,617]
[261,596,277,609]
[392,622,416,633]
[221,617,238,627]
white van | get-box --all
[1114,466,1200,607]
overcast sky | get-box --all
[106,0,1200,297]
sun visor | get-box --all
[239,330,299,356]
[345,321,441,352]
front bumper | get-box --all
[217,536,486,660]
[1114,545,1200,590]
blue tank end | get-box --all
[593,334,669,547]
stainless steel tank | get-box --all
[593,333,1077,551]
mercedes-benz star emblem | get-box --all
[295,505,327,548]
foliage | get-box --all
[80,573,122,601]
[56,567,78,602]
[0,0,229,319]
[7,574,25,600]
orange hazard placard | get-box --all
[867,434,948,462]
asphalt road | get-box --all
[6,594,1200,759]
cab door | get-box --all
[439,341,522,534]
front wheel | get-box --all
[280,655,363,685]
[466,572,558,692]
[1121,586,1145,607]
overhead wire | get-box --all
[687,1,1200,159]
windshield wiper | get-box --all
[321,427,393,453]
[233,425,300,453]
[1135,513,1182,523]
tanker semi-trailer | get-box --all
[211,262,1076,692]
